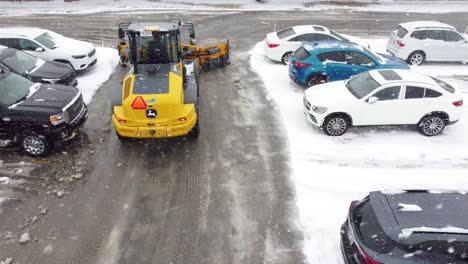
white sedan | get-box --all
[0,27,97,71]
[303,69,463,136]
[264,25,369,64]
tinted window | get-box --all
[430,77,455,93]
[401,235,468,263]
[314,34,337,41]
[345,51,374,66]
[0,38,20,49]
[329,30,347,41]
[425,89,442,98]
[1,50,38,73]
[396,26,409,38]
[0,73,33,106]
[34,32,56,49]
[290,34,313,42]
[294,47,311,60]
[411,30,445,41]
[444,31,464,42]
[405,86,425,99]
[18,39,40,51]
[317,51,346,63]
[346,72,381,99]
[353,198,397,253]
[411,30,427,40]
[373,86,401,101]
[277,28,296,39]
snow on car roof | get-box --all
[372,190,468,234]
[303,40,358,52]
[292,25,331,34]
[370,69,437,86]
[399,21,455,31]
[0,27,48,39]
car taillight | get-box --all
[453,100,463,107]
[357,245,383,264]
[118,119,127,123]
[396,40,405,47]
[268,43,280,48]
[179,117,187,122]
[131,96,147,109]
[295,62,311,68]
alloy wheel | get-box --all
[23,136,46,156]
[422,117,444,136]
[326,117,347,136]
[410,53,424,65]
[282,53,293,65]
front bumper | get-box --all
[113,113,197,139]
[50,105,88,143]
[303,97,325,127]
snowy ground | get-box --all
[1,0,468,16]
[77,47,119,104]
[250,39,468,263]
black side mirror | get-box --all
[188,26,196,41]
[118,28,125,39]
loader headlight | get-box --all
[312,106,328,114]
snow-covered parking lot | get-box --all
[250,38,468,263]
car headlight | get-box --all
[50,112,66,125]
[312,106,328,114]
[42,78,61,84]
[72,55,87,59]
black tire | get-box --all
[281,52,293,65]
[323,115,350,136]
[189,104,200,139]
[21,134,50,157]
[307,75,327,87]
[115,130,130,142]
[407,51,425,65]
[418,114,446,136]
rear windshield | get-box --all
[346,72,381,99]
[353,198,398,253]
[294,47,310,61]
[277,28,296,39]
[431,77,456,93]
[395,26,409,38]
[401,234,468,263]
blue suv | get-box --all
[289,41,410,87]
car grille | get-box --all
[66,95,85,123]
[303,96,311,111]
[57,72,77,86]
[88,48,96,58]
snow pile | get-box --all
[398,203,422,212]
[1,0,468,16]
[250,39,468,263]
[76,48,119,104]
[0,177,10,185]
[399,226,468,239]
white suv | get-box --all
[303,69,463,136]
[0,27,97,71]
[387,21,468,65]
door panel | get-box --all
[359,86,402,125]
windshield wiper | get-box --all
[13,95,28,105]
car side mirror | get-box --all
[118,27,125,39]
[367,96,379,104]
[35,47,45,52]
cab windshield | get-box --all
[346,72,380,99]
[2,50,38,73]
[136,31,179,65]
[34,32,56,49]
[0,73,33,106]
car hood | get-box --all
[305,81,357,107]
[12,84,79,115]
[29,60,74,79]
[53,37,94,56]
[377,53,410,69]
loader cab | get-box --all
[123,22,196,73]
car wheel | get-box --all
[419,115,446,136]
[307,75,327,87]
[22,134,50,156]
[323,115,349,136]
[407,51,425,65]
[281,52,293,65]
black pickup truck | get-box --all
[0,69,87,156]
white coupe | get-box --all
[264,25,369,65]
[303,69,463,136]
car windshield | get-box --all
[2,50,38,73]
[346,72,381,99]
[0,73,33,106]
[362,47,383,63]
[329,30,347,41]
[34,32,56,49]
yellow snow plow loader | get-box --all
[112,21,229,140]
